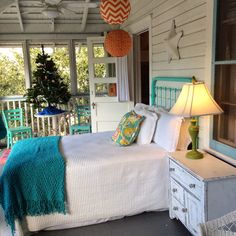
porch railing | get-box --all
[0,94,90,138]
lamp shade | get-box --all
[169,82,223,117]
[100,0,131,25]
[104,30,132,57]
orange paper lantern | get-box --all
[100,0,131,25]
[105,30,132,57]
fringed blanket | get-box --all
[0,136,66,234]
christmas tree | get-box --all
[25,46,71,114]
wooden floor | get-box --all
[35,211,191,236]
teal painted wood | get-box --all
[211,140,236,160]
[2,108,32,148]
[70,105,91,135]
[0,115,7,140]
[151,77,193,108]
[151,76,195,148]
[210,0,236,159]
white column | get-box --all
[68,40,77,95]
[22,40,32,89]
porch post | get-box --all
[22,40,32,89]
[68,40,77,95]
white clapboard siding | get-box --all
[152,0,206,27]
[127,0,165,23]
[153,16,206,37]
[126,0,207,148]
[152,69,205,79]
[153,30,206,54]
[153,56,205,71]
[154,43,206,62]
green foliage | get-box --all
[25,48,71,108]
[0,49,25,96]
[0,43,107,98]
[76,47,89,93]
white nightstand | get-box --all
[168,151,236,235]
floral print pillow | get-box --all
[112,111,145,146]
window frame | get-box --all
[210,0,236,159]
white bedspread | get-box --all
[1,131,169,235]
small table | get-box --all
[168,151,236,235]
[35,112,67,136]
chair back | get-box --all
[77,105,91,125]
[2,109,24,129]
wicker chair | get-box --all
[199,211,236,236]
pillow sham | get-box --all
[134,106,158,145]
[112,111,145,146]
[153,111,183,152]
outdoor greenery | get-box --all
[0,44,107,97]
[0,48,25,96]
[76,46,89,93]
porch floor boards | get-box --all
[35,211,191,236]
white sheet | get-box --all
[1,131,169,235]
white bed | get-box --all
[0,76,193,236]
[29,131,169,230]
[1,131,169,236]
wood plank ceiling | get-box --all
[0,0,111,34]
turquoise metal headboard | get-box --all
[151,77,193,110]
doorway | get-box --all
[133,30,150,104]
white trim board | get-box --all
[0,33,100,41]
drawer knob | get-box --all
[169,168,175,172]
[172,188,177,193]
[173,206,178,211]
[189,184,196,188]
[182,208,188,213]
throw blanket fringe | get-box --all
[0,136,66,234]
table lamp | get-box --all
[169,78,223,159]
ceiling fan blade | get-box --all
[21,10,42,15]
[60,6,81,15]
[0,0,15,14]
[62,2,99,9]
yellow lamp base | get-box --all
[186,150,203,159]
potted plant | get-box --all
[25,46,71,115]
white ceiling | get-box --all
[0,0,112,34]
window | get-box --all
[29,45,70,88]
[211,0,236,158]
[0,46,25,96]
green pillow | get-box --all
[112,111,145,146]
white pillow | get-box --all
[135,103,154,111]
[153,111,183,152]
[134,107,158,145]
[134,103,158,113]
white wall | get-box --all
[124,0,214,150]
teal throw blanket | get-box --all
[0,136,66,233]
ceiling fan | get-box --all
[23,0,99,19]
